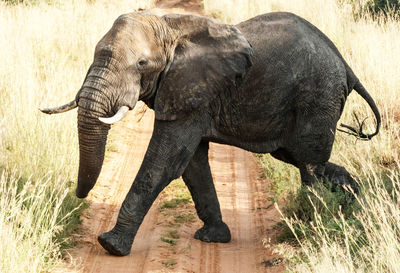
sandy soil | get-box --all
[66,1,285,272]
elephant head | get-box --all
[41,12,253,198]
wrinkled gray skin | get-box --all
[49,12,381,256]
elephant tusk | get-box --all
[98,106,129,124]
[39,100,77,114]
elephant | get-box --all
[41,11,380,256]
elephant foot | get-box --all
[324,162,360,194]
[98,229,133,256]
[194,221,231,243]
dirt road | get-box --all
[68,104,283,273]
[68,1,284,272]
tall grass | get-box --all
[0,0,155,272]
[204,0,400,272]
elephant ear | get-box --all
[154,14,253,120]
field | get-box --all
[204,0,400,272]
[0,0,399,272]
[0,0,155,272]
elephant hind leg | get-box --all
[280,154,359,193]
[276,114,357,191]
[182,141,231,243]
[287,109,337,186]
[271,148,326,186]
[274,148,359,192]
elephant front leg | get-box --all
[182,141,231,243]
[98,119,202,256]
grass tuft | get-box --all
[168,229,180,239]
[160,237,177,246]
[161,260,177,267]
[174,213,195,224]
[160,197,192,209]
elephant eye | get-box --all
[137,59,148,68]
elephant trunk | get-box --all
[75,72,112,198]
[75,60,140,198]
[76,99,110,198]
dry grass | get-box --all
[0,0,155,272]
[204,0,400,272]
[1,0,399,271]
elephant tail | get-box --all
[338,81,381,140]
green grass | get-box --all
[161,260,177,267]
[161,237,177,246]
[276,182,360,243]
[256,154,300,201]
[162,179,193,203]
[159,179,195,226]
[168,229,180,239]
[345,0,400,18]
[174,213,196,224]
[160,197,192,209]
